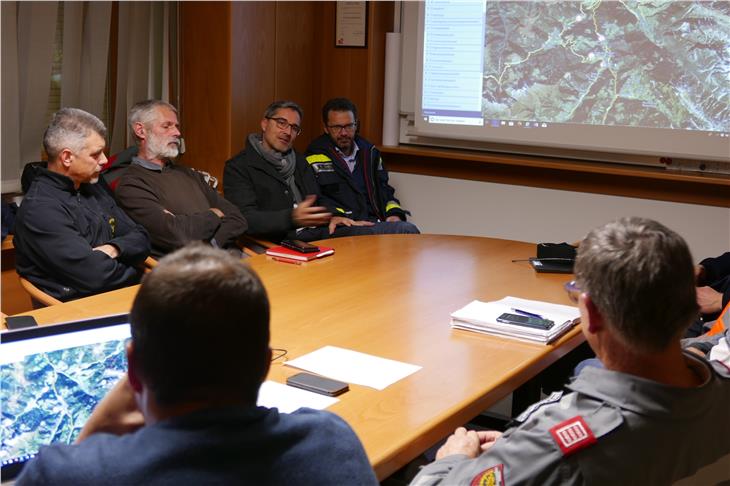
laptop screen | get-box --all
[1,314,131,480]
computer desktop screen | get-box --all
[1,314,130,480]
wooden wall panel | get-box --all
[179,1,393,182]
[179,1,232,181]
[361,2,393,144]
[274,2,318,152]
[230,2,276,155]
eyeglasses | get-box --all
[564,280,582,304]
[266,117,302,136]
[326,122,357,133]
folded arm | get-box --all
[116,176,222,253]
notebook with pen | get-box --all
[450,296,580,344]
[265,245,334,262]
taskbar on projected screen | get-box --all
[423,115,730,139]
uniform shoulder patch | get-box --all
[305,154,331,164]
[549,416,596,456]
[470,464,505,486]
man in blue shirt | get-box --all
[17,245,377,485]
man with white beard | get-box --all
[115,100,247,257]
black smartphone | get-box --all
[496,313,554,330]
[286,372,349,396]
[280,239,320,253]
[5,315,38,330]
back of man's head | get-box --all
[43,108,106,160]
[130,244,270,406]
[574,217,698,353]
[321,97,358,124]
[128,99,177,143]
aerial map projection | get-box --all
[1,339,126,463]
[482,1,730,131]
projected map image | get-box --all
[1,340,127,464]
[482,1,730,131]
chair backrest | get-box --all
[101,146,138,191]
[18,276,62,308]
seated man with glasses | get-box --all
[225,100,408,243]
[305,98,419,235]
[410,217,730,486]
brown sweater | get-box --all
[115,159,247,257]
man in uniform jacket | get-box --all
[305,97,418,235]
[14,108,150,301]
[410,217,730,485]
[115,100,247,257]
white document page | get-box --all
[452,297,579,329]
[257,380,339,413]
[284,345,422,390]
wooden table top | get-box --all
[9,234,583,479]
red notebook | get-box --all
[265,245,335,262]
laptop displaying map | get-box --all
[1,314,131,481]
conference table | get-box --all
[7,234,584,480]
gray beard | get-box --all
[148,134,180,160]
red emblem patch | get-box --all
[469,464,505,486]
[549,416,596,456]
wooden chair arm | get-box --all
[19,276,62,307]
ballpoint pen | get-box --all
[271,256,302,265]
[511,308,544,319]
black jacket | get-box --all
[701,252,730,311]
[305,134,408,222]
[223,139,324,242]
[14,168,150,300]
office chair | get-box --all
[18,276,62,308]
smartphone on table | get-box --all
[280,239,320,253]
[496,313,555,330]
[286,372,349,396]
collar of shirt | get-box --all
[132,156,167,172]
[334,143,359,173]
[566,351,714,418]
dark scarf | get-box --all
[248,133,303,203]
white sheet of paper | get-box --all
[284,345,421,390]
[451,296,579,330]
[256,380,339,414]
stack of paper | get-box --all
[450,296,580,344]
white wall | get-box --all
[390,172,730,261]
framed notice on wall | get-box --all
[335,2,368,48]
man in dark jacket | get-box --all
[305,98,419,234]
[115,100,248,257]
[13,108,150,301]
[696,252,730,318]
[16,245,378,485]
[224,100,389,243]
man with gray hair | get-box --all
[410,217,730,485]
[14,108,150,301]
[115,100,247,257]
[224,100,392,243]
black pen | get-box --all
[511,308,544,319]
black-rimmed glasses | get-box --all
[267,117,302,135]
[326,122,358,133]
